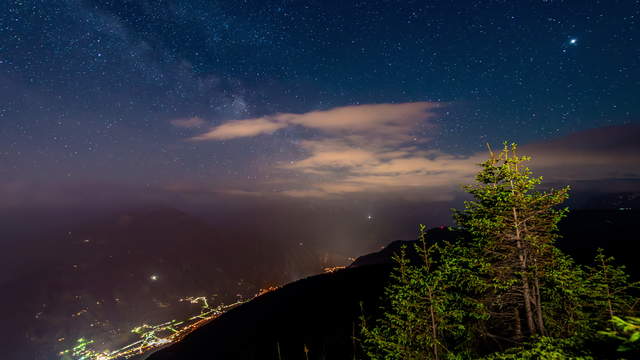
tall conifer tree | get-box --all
[362,143,638,359]
[453,143,569,340]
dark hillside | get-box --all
[148,209,639,359]
[557,209,639,277]
[350,227,462,268]
[147,264,391,360]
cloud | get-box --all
[188,102,640,200]
[191,102,439,141]
[282,149,480,199]
[191,117,287,140]
[289,124,640,199]
[170,116,206,128]
[187,102,481,199]
[289,140,381,171]
[523,124,640,183]
[285,102,439,134]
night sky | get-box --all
[2,0,639,209]
[1,2,640,359]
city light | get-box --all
[58,286,279,360]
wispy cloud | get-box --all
[170,116,206,128]
[523,124,640,183]
[188,102,640,199]
[281,146,479,199]
[190,102,477,198]
[190,102,439,140]
[191,117,287,140]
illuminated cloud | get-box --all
[523,124,640,182]
[170,116,206,128]
[189,102,640,199]
[290,140,381,171]
[283,149,480,199]
[285,102,439,134]
[188,102,481,198]
[191,102,439,140]
[283,124,640,199]
[191,117,287,140]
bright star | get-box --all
[150,274,159,281]
[569,38,577,45]
[367,215,373,221]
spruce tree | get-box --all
[361,225,485,360]
[453,143,569,342]
[585,249,639,324]
[600,316,640,354]
[361,142,639,359]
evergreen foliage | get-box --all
[600,316,640,354]
[361,143,639,359]
[452,143,570,342]
[361,225,486,360]
[585,249,639,326]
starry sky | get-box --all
[1,4,640,358]
[1,0,640,209]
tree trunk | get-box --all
[428,287,439,360]
[523,222,546,336]
[533,276,546,336]
[521,277,536,335]
[601,257,615,319]
[514,307,523,342]
[512,206,537,336]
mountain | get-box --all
[349,226,461,268]
[557,208,639,277]
[147,209,639,360]
[146,264,391,360]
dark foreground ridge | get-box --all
[146,264,391,360]
[147,209,638,360]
